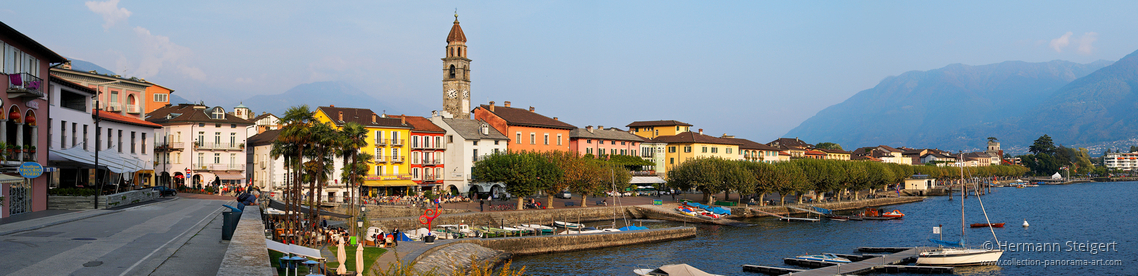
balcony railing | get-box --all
[155,142,185,151]
[631,170,657,176]
[422,160,442,166]
[389,156,404,163]
[199,163,245,171]
[107,102,122,112]
[391,139,404,146]
[411,143,426,149]
[374,139,387,146]
[5,73,44,99]
[432,143,447,150]
[374,155,386,163]
[423,175,438,182]
[196,142,244,151]
[126,104,140,113]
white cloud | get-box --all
[85,0,131,30]
[1050,32,1072,53]
[1077,32,1098,55]
[131,26,200,80]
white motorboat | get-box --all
[917,248,1003,266]
[793,253,851,263]
[633,264,721,276]
[553,221,585,229]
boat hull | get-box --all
[917,249,1003,266]
[969,223,1005,228]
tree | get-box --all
[667,157,727,204]
[1029,134,1056,155]
[336,122,369,236]
[472,152,562,210]
[814,142,843,151]
[275,105,315,245]
[543,151,583,208]
[987,137,998,143]
[770,161,807,205]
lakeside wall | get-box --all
[370,205,643,231]
[48,189,160,210]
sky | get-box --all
[5,1,1138,143]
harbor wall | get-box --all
[369,206,644,231]
[734,196,925,218]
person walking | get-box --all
[392,228,400,246]
[479,198,484,212]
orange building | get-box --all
[472,101,575,153]
[143,82,174,113]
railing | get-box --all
[107,102,122,112]
[389,156,404,163]
[391,139,404,146]
[431,143,447,150]
[411,143,426,149]
[198,163,245,171]
[197,142,243,151]
[374,155,386,163]
[374,139,387,146]
[155,142,185,151]
[631,170,657,176]
[5,73,44,98]
[422,160,442,166]
[126,104,139,113]
[423,175,438,181]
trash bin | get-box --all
[423,235,436,244]
[222,211,241,240]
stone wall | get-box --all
[370,206,642,231]
[733,196,925,217]
[216,206,275,276]
[328,204,471,219]
[49,189,161,210]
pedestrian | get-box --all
[393,228,400,246]
[479,198,484,212]
[670,189,676,201]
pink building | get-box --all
[1,22,67,217]
[568,126,646,157]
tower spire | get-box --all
[454,8,458,23]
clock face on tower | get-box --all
[462,90,469,99]
[447,90,457,99]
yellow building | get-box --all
[314,106,415,196]
[649,130,742,176]
[819,148,851,161]
[627,120,693,139]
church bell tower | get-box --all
[442,13,471,119]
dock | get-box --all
[742,247,954,275]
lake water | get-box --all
[511,181,1138,275]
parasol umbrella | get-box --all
[336,236,347,275]
[355,242,364,273]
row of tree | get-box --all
[472,151,634,210]
[270,105,374,246]
[1018,134,1102,176]
[668,158,1028,205]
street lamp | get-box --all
[92,96,101,209]
[357,205,366,245]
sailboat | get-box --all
[917,155,1003,266]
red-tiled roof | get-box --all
[477,104,576,130]
[720,137,781,151]
[805,150,827,156]
[50,74,97,94]
[317,106,407,128]
[390,115,445,133]
[447,18,466,43]
[94,109,163,128]
[626,120,693,127]
[648,131,742,145]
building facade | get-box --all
[391,115,447,191]
[568,126,645,157]
[441,15,472,119]
[148,104,252,190]
[1104,152,1138,171]
[1,22,66,217]
[627,120,692,139]
[651,130,742,176]
[314,106,415,197]
[429,114,509,195]
[472,101,574,153]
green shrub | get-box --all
[48,188,98,196]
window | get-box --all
[392,148,400,159]
[154,93,168,102]
[516,132,521,144]
[586,148,592,154]
[726,148,732,154]
[413,168,420,179]
[669,146,676,153]
[117,130,123,153]
[83,125,88,150]
[473,141,478,146]
[711,147,718,153]
[392,131,400,144]
[530,133,536,145]
[435,136,442,147]
[72,123,77,148]
[412,152,420,164]
[472,149,478,161]
[621,141,625,145]
[544,134,549,145]
[214,132,221,146]
[449,65,456,78]
[214,153,220,164]
[587,139,592,144]
[494,140,499,145]
[557,134,562,146]
[198,131,205,145]
[230,133,236,147]
[412,135,419,148]
[670,158,674,165]
[174,152,180,164]
[230,154,236,166]
[375,130,384,144]
[620,149,627,155]
[198,153,204,165]
[130,131,136,154]
[376,166,385,176]
[447,135,453,143]
[684,146,692,153]
[142,133,147,154]
[702,147,708,153]
[61,121,66,149]
[611,140,616,145]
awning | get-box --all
[265,239,323,260]
[630,176,666,184]
[265,199,350,218]
[215,172,245,180]
[49,145,130,174]
[0,174,24,184]
[362,180,417,187]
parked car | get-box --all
[555,191,572,199]
[152,186,177,197]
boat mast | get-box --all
[959,153,966,246]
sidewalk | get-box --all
[0,197,177,236]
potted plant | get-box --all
[12,145,21,153]
[25,145,34,154]
[0,142,7,161]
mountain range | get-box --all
[785,49,1138,154]
[231,81,425,118]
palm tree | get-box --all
[277,105,314,245]
[336,122,369,237]
[305,121,338,241]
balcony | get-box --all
[389,156,404,163]
[432,144,447,150]
[196,142,244,151]
[258,162,265,169]
[374,139,387,146]
[198,163,245,171]
[155,142,185,152]
[374,155,386,163]
[126,104,140,113]
[391,139,404,146]
[422,160,442,166]
[631,170,657,176]
[107,102,122,112]
[422,175,439,182]
[411,143,426,150]
[5,73,44,99]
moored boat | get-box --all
[552,221,585,229]
[881,209,905,218]
[969,222,1005,228]
[633,264,722,276]
[792,253,852,263]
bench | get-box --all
[597,200,605,206]
[564,201,575,207]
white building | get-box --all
[147,103,252,189]
[245,112,280,139]
[246,129,287,198]
[48,76,161,188]
[429,113,508,195]
[1104,152,1138,171]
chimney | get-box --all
[62,60,72,70]
[586,126,593,132]
[698,128,703,135]
[338,111,343,121]
[598,125,603,130]
[400,114,406,125]
[529,106,535,112]
[489,101,495,112]
[432,110,438,117]
[372,114,377,123]
[721,134,734,138]
[553,117,558,121]
[330,104,335,107]
[504,101,511,107]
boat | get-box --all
[697,211,721,219]
[552,221,585,229]
[855,208,902,220]
[793,253,852,263]
[917,154,1003,266]
[881,209,905,218]
[633,264,722,276]
[675,206,698,216]
[619,225,649,231]
[433,224,479,239]
[515,224,555,234]
[970,223,1005,228]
